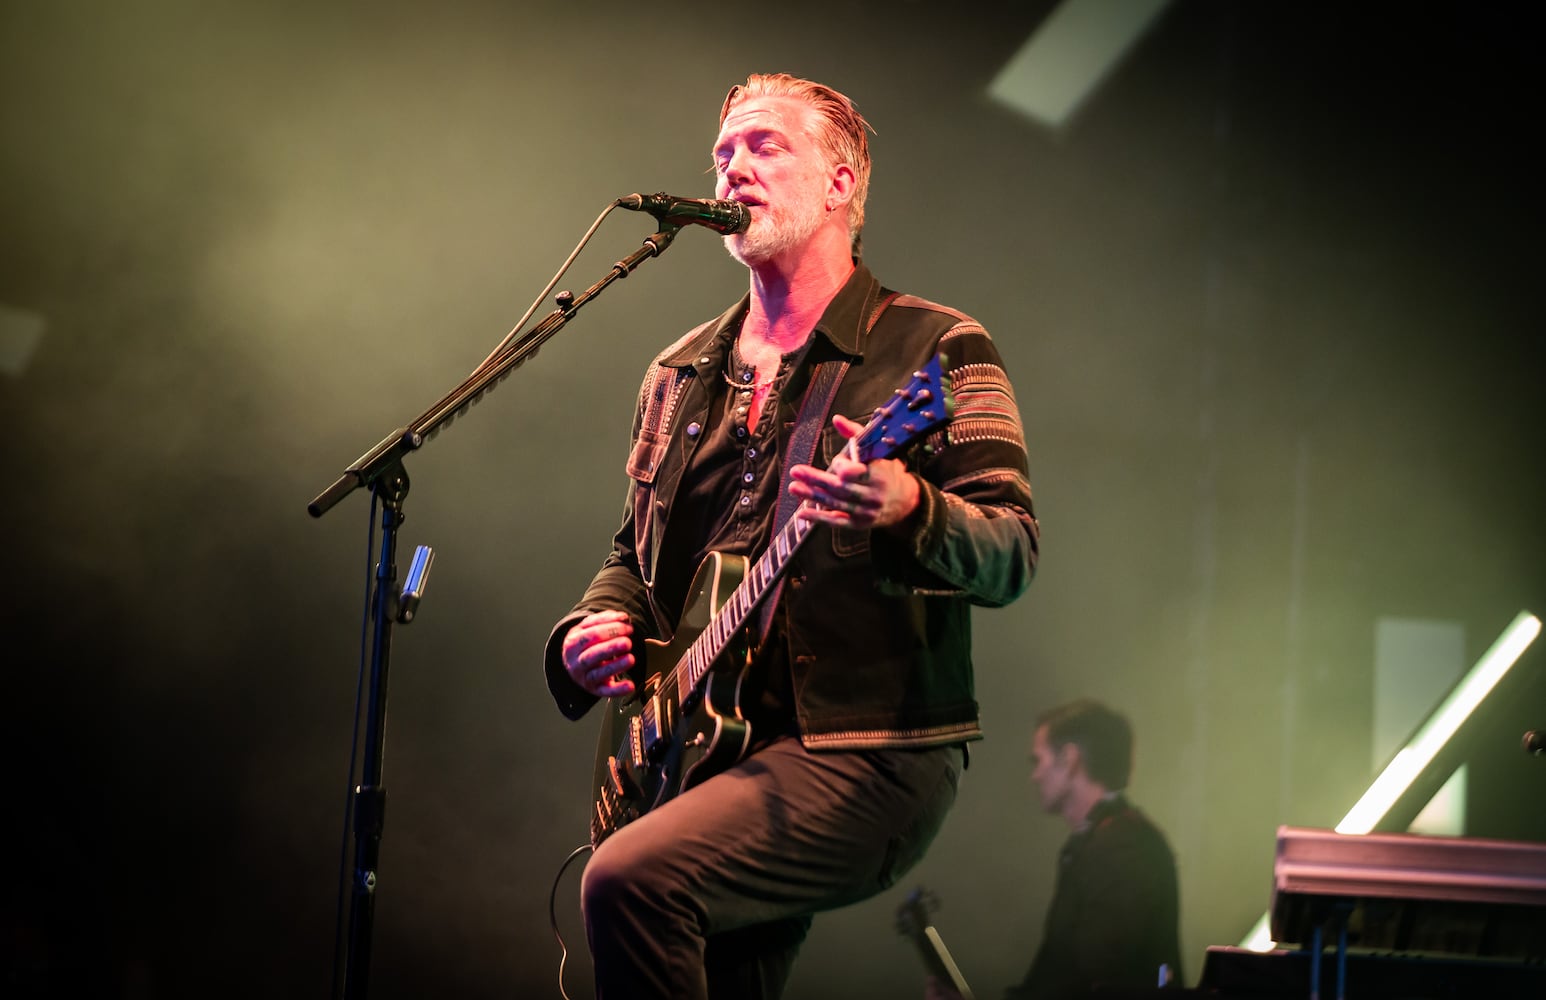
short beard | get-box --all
[724,196,828,267]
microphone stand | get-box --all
[308,223,683,1000]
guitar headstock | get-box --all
[853,353,953,463]
[895,885,975,999]
[894,885,940,940]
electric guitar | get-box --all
[896,886,976,1000]
[589,354,953,848]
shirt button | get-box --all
[747,447,757,458]
[736,427,747,438]
[739,495,751,506]
[742,472,754,483]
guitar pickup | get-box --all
[608,755,641,800]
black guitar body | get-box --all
[591,552,753,848]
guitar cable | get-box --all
[550,843,593,1000]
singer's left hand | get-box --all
[791,414,920,531]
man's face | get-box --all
[1030,725,1075,815]
[712,94,839,265]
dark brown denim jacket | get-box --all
[545,262,1038,749]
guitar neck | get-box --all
[897,887,976,1000]
[913,926,974,999]
[675,510,815,693]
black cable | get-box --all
[550,843,594,1000]
[475,203,622,374]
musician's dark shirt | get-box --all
[663,329,809,732]
[1009,794,1183,999]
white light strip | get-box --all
[1335,611,1540,835]
[987,0,1172,130]
[1238,610,1540,951]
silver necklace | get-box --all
[724,340,777,390]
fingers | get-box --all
[783,414,905,526]
[790,457,919,530]
[790,460,878,520]
[830,413,864,437]
[563,611,636,697]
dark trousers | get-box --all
[581,735,963,1000]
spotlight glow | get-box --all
[1237,610,1540,951]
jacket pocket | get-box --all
[626,427,667,483]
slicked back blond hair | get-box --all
[720,73,873,255]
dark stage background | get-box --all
[3,2,1542,997]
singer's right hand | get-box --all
[562,610,636,698]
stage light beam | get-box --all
[1239,610,1541,951]
[987,0,1173,132]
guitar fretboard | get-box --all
[674,504,816,696]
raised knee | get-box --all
[580,846,635,919]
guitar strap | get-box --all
[756,288,900,641]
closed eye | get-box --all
[710,130,790,173]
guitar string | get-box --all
[641,371,945,730]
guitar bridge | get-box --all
[627,714,647,768]
[593,755,644,849]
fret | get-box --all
[669,354,947,718]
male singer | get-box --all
[544,72,1039,999]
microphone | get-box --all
[616,192,751,235]
[1525,730,1546,755]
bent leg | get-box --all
[581,736,961,1000]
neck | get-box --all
[1063,782,1109,831]
[742,228,855,349]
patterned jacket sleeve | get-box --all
[873,319,1038,607]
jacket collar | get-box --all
[659,260,883,368]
